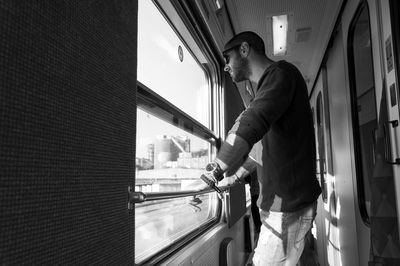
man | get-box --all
[202,31,321,265]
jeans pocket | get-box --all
[295,216,313,243]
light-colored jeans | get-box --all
[252,202,317,266]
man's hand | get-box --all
[205,162,224,182]
[200,162,224,198]
[200,162,224,188]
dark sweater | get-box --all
[230,60,321,212]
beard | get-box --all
[232,57,251,83]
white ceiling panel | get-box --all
[222,0,344,92]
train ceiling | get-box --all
[196,0,345,92]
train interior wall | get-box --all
[311,1,371,264]
[1,2,138,264]
[311,0,400,265]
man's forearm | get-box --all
[215,133,250,172]
[234,156,258,182]
[201,133,250,187]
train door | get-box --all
[310,71,329,266]
[364,0,400,263]
[321,20,362,265]
[345,0,400,264]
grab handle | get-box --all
[383,120,400,165]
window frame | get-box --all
[316,91,328,203]
[347,1,376,226]
[137,82,219,146]
[135,0,224,264]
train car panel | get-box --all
[310,71,330,266]
[325,24,360,266]
[379,0,400,241]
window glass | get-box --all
[350,7,376,219]
[136,109,210,192]
[135,109,217,263]
[135,193,218,263]
[137,0,210,127]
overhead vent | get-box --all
[295,27,312,43]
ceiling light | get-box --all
[272,14,288,56]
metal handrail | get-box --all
[128,184,232,205]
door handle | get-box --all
[383,120,400,165]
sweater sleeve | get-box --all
[229,66,295,147]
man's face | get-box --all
[223,47,250,83]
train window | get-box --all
[135,0,220,263]
[316,92,328,203]
[135,193,219,262]
[348,4,376,223]
[137,0,209,127]
[136,109,210,192]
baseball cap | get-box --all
[223,31,265,55]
